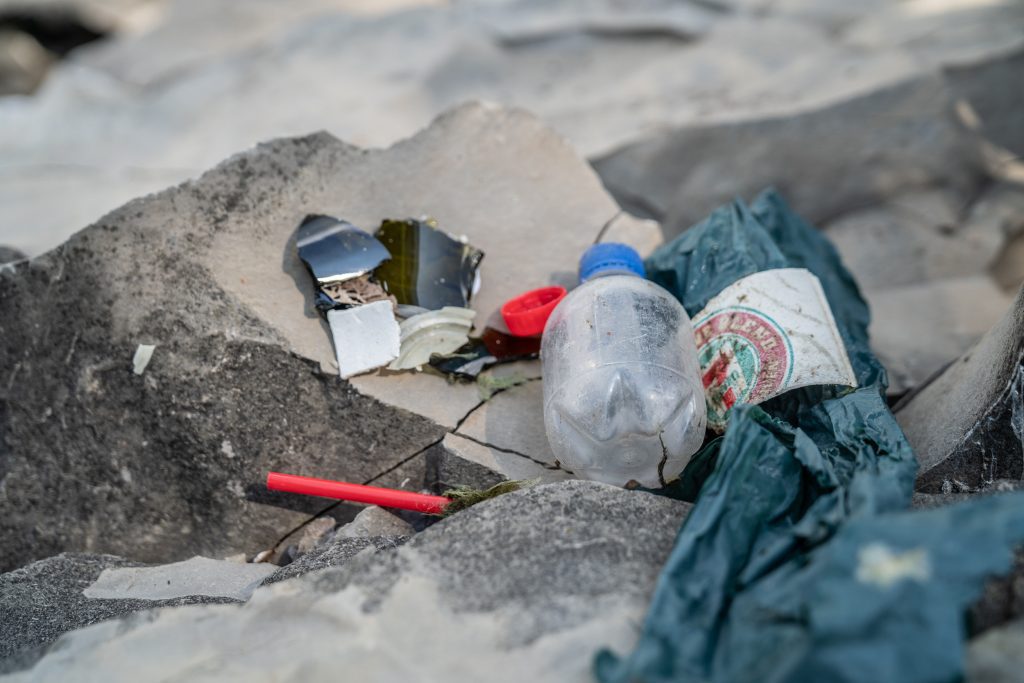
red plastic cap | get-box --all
[500,286,567,337]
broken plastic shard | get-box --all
[428,327,542,379]
[326,300,401,379]
[389,307,475,371]
[428,341,496,379]
[481,326,541,359]
[373,218,484,310]
[296,215,391,284]
[476,373,533,401]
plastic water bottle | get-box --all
[541,243,707,488]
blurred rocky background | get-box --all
[1,0,1023,680]
[2,0,1022,392]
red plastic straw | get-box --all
[266,471,450,514]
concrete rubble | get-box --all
[0,102,653,574]
[1,481,691,683]
[1,0,1023,680]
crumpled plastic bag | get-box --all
[596,190,1024,683]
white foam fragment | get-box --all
[326,301,401,379]
[132,344,156,375]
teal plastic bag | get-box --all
[596,190,1024,683]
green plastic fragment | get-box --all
[476,373,533,401]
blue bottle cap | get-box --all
[579,243,645,282]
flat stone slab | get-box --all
[83,556,276,601]
[0,102,640,571]
[0,553,239,675]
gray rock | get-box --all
[303,479,692,643]
[82,556,276,601]
[825,189,996,292]
[0,102,659,571]
[0,246,25,264]
[0,29,51,96]
[0,553,238,674]
[896,286,1024,493]
[294,516,336,555]
[946,48,1024,163]
[823,185,1022,392]
[5,0,1022,257]
[10,481,691,682]
[335,506,413,540]
[262,535,406,586]
[966,618,1024,683]
[867,275,1015,394]
[593,73,984,234]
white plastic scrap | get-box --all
[855,543,932,588]
[132,344,157,375]
[327,300,401,379]
[389,307,476,371]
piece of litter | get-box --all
[855,543,931,588]
[477,373,533,401]
[267,471,451,514]
[373,218,484,310]
[429,343,497,379]
[132,344,156,375]
[482,326,541,359]
[389,307,475,371]
[692,268,857,431]
[326,300,401,379]
[296,215,391,284]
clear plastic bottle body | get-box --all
[541,273,706,488]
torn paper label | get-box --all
[693,268,857,431]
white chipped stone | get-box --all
[335,506,414,539]
[326,301,401,379]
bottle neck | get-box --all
[585,268,641,281]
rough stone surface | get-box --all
[82,556,276,601]
[335,506,413,539]
[966,618,1024,683]
[896,287,1024,493]
[826,190,994,291]
[0,102,633,572]
[9,481,691,681]
[0,553,238,674]
[262,535,406,586]
[868,276,1015,394]
[0,246,26,264]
